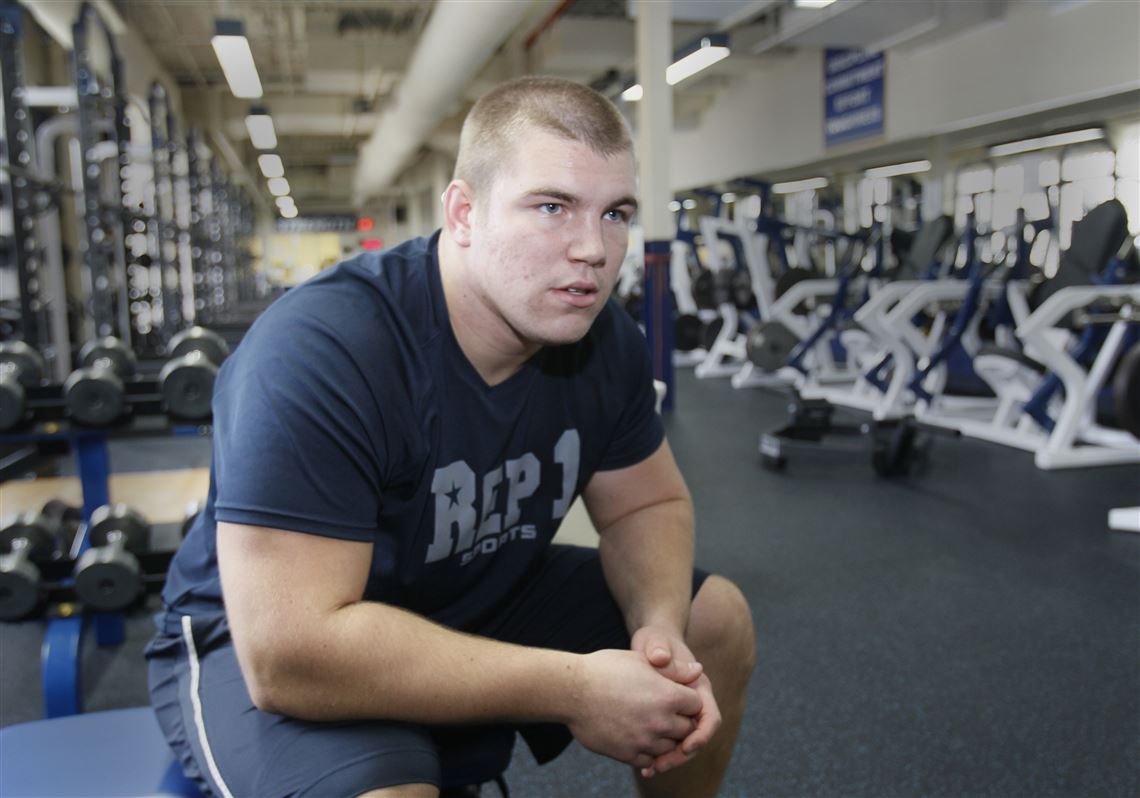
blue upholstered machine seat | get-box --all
[0,707,515,796]
[0,707,202,798]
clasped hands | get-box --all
[568,625,722,778]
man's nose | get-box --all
[567,215,607,267]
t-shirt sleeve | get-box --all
[595,309,666,471]
[211,306,388,541]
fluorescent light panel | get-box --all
[795,0,837,8]
[621,84,644,102]
[988,128,1105,157]
[245,112,277,150]
[771,177,828,194]
[258,154,284,179]
[268,177,291,197]
[212,19,263,99]
[864,159,932,179]
[275,196,295,210]
[280,205,298,219]
[666,39,730,85]
[622,35,730,102]
[721,192,737,203]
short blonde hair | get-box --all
[454,76,632,194]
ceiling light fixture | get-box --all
[771,177,828,194]
[212,19,263,99]
[258,153,284,179]
[622,33,730,102]
[864,160,932,179]
[988,128,1105,157]
[245,107,278,150]
[267,177,291,197]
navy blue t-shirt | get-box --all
[162,232,664,631]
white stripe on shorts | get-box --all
[181,615,236,798]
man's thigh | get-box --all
[148,616,442,798]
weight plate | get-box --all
[0,341,46,386]
[159,352,217,419]
[691,272,716,311]
[712,270,735,306]
[79,336,137,377]
[0,513,57,560]
[73,551,142,612]
[674,314,705,352]
[64,368,126,426]
[0,563,41,621]
[0,375,25,431]
[745,321,799,372]
[169,326,230,365]
[88,504,149,552]
[732,271,755,310]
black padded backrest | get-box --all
[897,215,954,279]
[1032,199,1129,308]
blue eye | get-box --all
[539,203,562,215]
[605,209,630,223]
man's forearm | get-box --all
[597,496,695,636]
[243,600,581,724]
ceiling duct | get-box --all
[352,0,536,205]
[336,7,426,37]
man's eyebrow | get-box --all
[524,188,638,211]
[524,188,580,205]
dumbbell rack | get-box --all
[1,420,207,717]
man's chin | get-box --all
[532,317,598,347]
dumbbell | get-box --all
[72,504,148,612]
[0,341,46,431]
[160,326,230,420]
[0,511,64,621]
[64,337,137,426]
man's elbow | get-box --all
[232,629,312,716]
[239,648,291,714]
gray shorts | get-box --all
[147,545,709,797]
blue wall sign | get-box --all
[824,49,884,148]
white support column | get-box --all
[636,0,672,244]
[924,135,949,222]
[634,0,675,410]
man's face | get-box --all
[466,127,637,348]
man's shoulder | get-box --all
[310,234,435,295]
[261,236,437,334]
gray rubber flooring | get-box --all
[1,368,1137,797]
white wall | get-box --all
[672,0,1140,189]
[887,0,1140,139]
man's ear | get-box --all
[442,180,476,247]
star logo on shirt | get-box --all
[445,483,462,508]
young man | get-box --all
[148,76,755,798]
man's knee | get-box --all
[689,575,757,679]
[356,784,439,798]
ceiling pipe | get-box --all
[352,0,537,206]
[524,0,574,51]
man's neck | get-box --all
[437,236,540,387]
